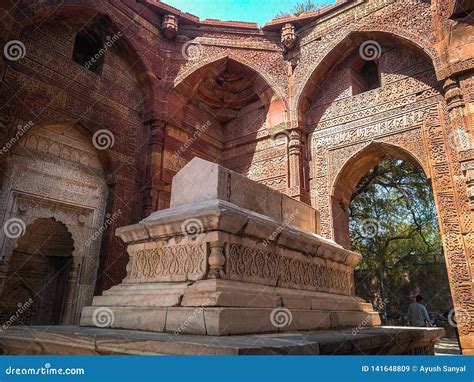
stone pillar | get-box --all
[144,120,166,217]
[0,261,9,297]
[61,260,80,324]
[445,77,474,208]
[443,77,469,149]
[287,129,310,203]
[440,76,474,354]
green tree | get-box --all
[349,159,448,322]
[276,0,321,18]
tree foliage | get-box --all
[349,159,446,318]
[276,0,321,18]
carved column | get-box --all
[439,76,474,354]
[445,77,474,211]
[444,77,465,112]
[207,242,225,279]
[443,77,469,149]
[287,129,310,203]
[144,120,166,217]
[61,260,80,324]
[0,261,9,297]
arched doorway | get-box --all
[0,123,109,324]
[298,27,472,351]
[332,143,454,332]
[331,143,426,248]
[0,219,74,325]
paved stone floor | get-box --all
[0,325,444,355]
[434,337,461,355]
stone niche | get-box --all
[81,158,380,335]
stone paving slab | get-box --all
[0,325,444,355]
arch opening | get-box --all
[0,218,74,326]
[333,145,454,331]
[161,56,288,204]
[72,30,105,75]
[173,56,277,125]
[351,58,381,95]
[297,31,439,128]
[0,123,109,324]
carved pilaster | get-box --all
[466,167,474,203]
[461,161,474,209]
[443,77,465,113]
[0,261,9,297]
[144,120,166,216]
[207,242,225,279]
[443,77,474,213]
[287,129,309,203]
[443,77,468,149]
[62,261,80,324]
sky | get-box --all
[162,0,334,26]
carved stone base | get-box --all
[80,280,380,335]
[80,158,379,335]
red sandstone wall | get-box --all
[0,0,472,302]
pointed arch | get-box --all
[295,28,443,126]
[332,141,429,201]
[11,119,114,181]
[331,141,431,248]
[0,121,110,323]
[10,2,157,114]
[174,53,287,105]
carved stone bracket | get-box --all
[162,14,179,40]
[281,23,298,51]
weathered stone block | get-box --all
[82,158,377,335]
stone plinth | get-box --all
[80,158,379,335]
